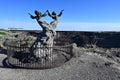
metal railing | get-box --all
[7,43,73,69]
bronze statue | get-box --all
[47,9,64,28]
[5,10,73,69]
[28,10,47,20]
[29,10,64,58]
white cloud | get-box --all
[0,20,120,31]
[0,20,40,30]
[58,22,120,31]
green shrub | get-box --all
[0,31,7,35]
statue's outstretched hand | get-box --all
[46,10,50,14]
[61,9,64,12]
[30,15,35,19]
[46,10,49,12]
[28,13,34,19]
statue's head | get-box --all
[35,10,41,16]
[52,11,56,15]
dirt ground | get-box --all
[0,48,120,80]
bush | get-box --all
[0,31,7,35]
[4,33,36,47]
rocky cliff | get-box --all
[10,30,120,48]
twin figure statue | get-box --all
[29,10,64,46]
[29,10,64,57]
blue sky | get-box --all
[0,0,120,31]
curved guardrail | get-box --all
[6,44,73,69]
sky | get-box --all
[0,0,120,31]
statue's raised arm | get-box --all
[58,9,64,17]
[47,10,64,21]
[29,10,47,20]
[41,10,48,17]
[28,13,36,19]
[47,10,54,18]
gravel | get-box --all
[0,48,120,80]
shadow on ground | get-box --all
[0,48,7,55]
[0,48,13,69]
[0,58,11,68]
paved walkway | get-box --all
[0,49,120,80]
